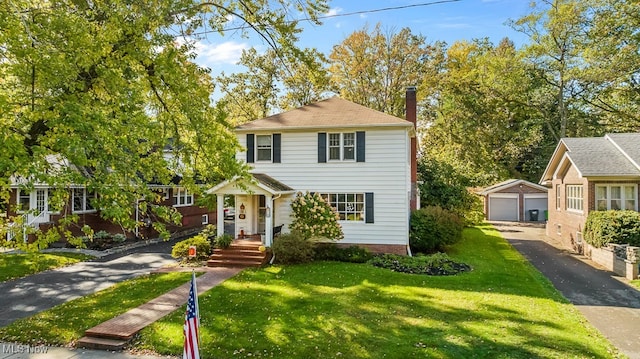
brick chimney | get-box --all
[406,86,418,211]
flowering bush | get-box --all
[290,192,343,241]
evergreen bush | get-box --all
[313,243,373,263]
[272,231,315,264]
[584,210,640,247]
[409,206,464,254]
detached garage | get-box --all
[480,179,548,222]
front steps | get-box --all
[207,240,270,267]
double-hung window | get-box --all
[73,188,96,213]
[173,187,194,207]
[256,135,272,162]
[596,184,637,211]
[566,185,583,212]
[321,193,365,221]
[328,133,355,161]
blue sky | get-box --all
[191,0,533,78]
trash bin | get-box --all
[528,209,539,221]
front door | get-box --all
[257,195,266,234]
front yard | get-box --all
[0,225,622,358]
[134,225,620,358]
[0,252,93,281]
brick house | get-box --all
[539,133,640,250]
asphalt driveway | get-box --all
[493,222,640,359]
[0,239,179,328]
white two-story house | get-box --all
[210,88,419,255]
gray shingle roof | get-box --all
[252,173,294,193]
[236,97,412,131]
[606,133,640,169]
[563,134,640,177]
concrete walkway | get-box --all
[493,222,640,359]
[78,267,242,350]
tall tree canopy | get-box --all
[0,0,327,244]
[216,46,330,125]
[329,24,434,118]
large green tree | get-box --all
[422,38,548,184]
[329,24,434,118]
[216,46,330,125]
[0,0,327,246]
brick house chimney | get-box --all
[406,86,418,211]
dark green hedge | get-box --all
[584,210,640,247]
[409,206,464,254]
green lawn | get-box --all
[134,225,622,358]
[0,272,195,346]
[0,252,93,282]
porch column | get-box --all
[265,194,273,247]
[216,194,224,238]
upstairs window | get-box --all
[256,135,272,161]
[566,185,583,212]
[246,134,281,163]
[173,187,194,207]
[596,184,637,211]
[319,131,364,163]
[73,188,96,213]
[328,133,355,161]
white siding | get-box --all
[238,127,411,246]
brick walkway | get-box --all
[77,267,243,350]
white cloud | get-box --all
[326,7,342,17]
[194,40,250,65]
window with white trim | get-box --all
[256,135,272,161]
[328,133,355,161]
[173,188,194,207]
[17,189,30,212]
[555,184,561,210]
[72,188,96,213]
[320,193,364,221]
[596,184,637,211]
[566,185,583,212]
[201,214,209,225]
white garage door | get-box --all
[488,195,518,221]
[524,194,548,222]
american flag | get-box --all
[183,271,200,359]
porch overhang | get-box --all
[207,173,296,196]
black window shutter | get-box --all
[246,134,255,163]
[365,192,374,223]
[318,133,327,163]
[356,131,366,162]
[273,134,281,163]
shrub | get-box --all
[214,234,234,249]
[584,210,640,247]
[290,192,343,241]
[410,206,464,254]
[368,253,471,276]
[171,235,211,261]
[200,224,217,240]
[272,231,315,264]
[314,244,373,263]
[112,233,127,243]
[94,230,111,240]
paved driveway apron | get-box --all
[493,222,640,359]
[0,241,177,328]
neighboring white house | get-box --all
[209,89,419,255]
